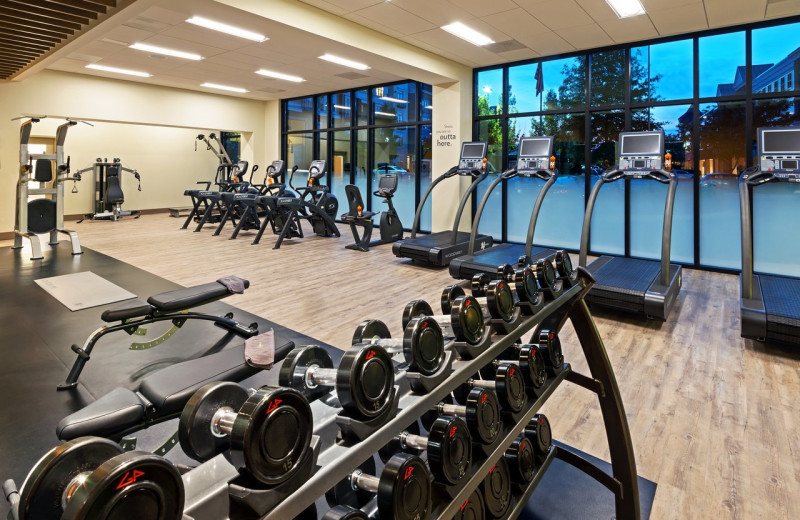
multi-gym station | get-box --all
[0,1,798,519]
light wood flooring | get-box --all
[6,214,799,519]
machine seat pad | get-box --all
[147,278,250,312]
[341,211,376,222]
[101,298,154,322]
[57,387,145,440]
[139,344,258,415]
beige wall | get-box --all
[0,70,277,232]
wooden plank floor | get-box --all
[5,214,799,519]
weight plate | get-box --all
[505,436,535,483]
[535,329,563,371]
[18,437,123,520]
[454,488,485,520]
[496,264,515,282]
[403,317,445,376]
[337,345,394,418]
[451,296,485,346]
[27,198,57,234]
[481,457,511,519]
[486,281,515,322]
[325,457,376,509]
[377,453,431,520]
[322,505,368,520]
[534,259,556,292]
[402,300,434,330]
[179,382,248,462]
[470,274,491,297]
[465,388,500,445]
[525,414,552,458]
[518,345,547,389]
[495,363,527,413]
[556,250,573,278]
[278,345,334,400]
[229,386,312,486]
[62,451,183,520]
[352,319,391,346]
[514,267,539,305]
[427,416,472,485]
[441,285,465,315]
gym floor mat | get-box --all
[34,270,137,311]
[0,244,340,519]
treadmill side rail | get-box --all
[643,264,682,320]
[740,274,767,340]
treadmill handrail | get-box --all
[739,166,775,299]
[467,167,517,255]
[579,168,677,286]
[524,170,559,259]
[450,170,489,244]
[409,166,459,238]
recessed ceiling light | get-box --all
[255,69,305,82]
[201,82,248,93]
[605,0,645,18]
[379,96,408,104]
[441,22,494,46]
[318,54,370,70]
[374,111,395,117]
[85,64,151,77]
[130,42,203,60]
[333,104,351,110]
[186,16,267,42]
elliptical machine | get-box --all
[288,160,340,237]
[75,158,141,222]
[12,117,86,260]
[341,173,403,252]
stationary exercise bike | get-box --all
[341,173,404,252]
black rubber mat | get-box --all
[0,244,338,518]
[760,274,800,344]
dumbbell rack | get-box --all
[179,268,640,520]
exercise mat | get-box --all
[34,271,136,311]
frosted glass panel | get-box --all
[753,183,800,276]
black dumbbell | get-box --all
[11,436,183,520]
[323,505,368,519]
[504,435,537,485]
[496,264,540,305]
[397,415,472,485]
[524,413,552,462]
[456,363,527,414]
[483,343,547,393]
[179,382,312,485]
[279,344,394,418]
[453,488,485,520]
[403,297,485,345]
[530,258,561,299]
[531,329,563,373]
[326,454,432,520]
[442,281,515,323]
[433,388,501,445]
[352,318,445,376]
[481,456,511,519]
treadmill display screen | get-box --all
[519,138,552,158]
[461,142,487,159]
[620,133,662,155]
[761,129,800,154]
[782,159,798,170]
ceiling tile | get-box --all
[352,2,437,35]
[575,0,623,22]
[110,25,157,45]
[641,0,704,10]
[399,35,482,67]
[342,12,407,39]
[135,34,229,58]
[555,23,614,49]
[164,24,258,51]
[296,0,349,16]
[765,0,800,19]
[409,27,507,63]
[516,0,596,30]
[138,6,192,26]
[300,0,385,13]
[390,0,471,26]
[704,0,769,27]
[484,8,558,51]
[648,3,708,36]
[450,0,519,18]
[602,14,659,43]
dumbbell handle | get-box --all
[350,469,380,493]
[467,379,496,390]
[305,365,338,387]
[211,406,237,437]
[3,479,19,520]
[357,337,403,354]
[438,402,467,416]
[399,431,428,451]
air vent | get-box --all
[485,40,527,54]
[335,71,369,80]
[256,86,287,94]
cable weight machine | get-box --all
[75,158,142,222]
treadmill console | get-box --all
[618,131,664,173]
[458,142,488,174]
[758,127,800,181]
[308,159,327,179]
[517,136,554,174]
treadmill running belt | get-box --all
[403,231,472,247]
[759,275,800,343]
[589,257,661,294]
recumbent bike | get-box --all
[341,172,403,252]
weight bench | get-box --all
[56,337,295,442]
[59,276,260,390]
[341,184,376,252]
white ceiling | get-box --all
[42,0,800,100]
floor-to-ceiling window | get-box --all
[474,17,800,273]
[282,80,432,231]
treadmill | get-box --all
[449,136,560,280]
[740,126,800,344]
[392,142,494,266]
[579,130,682,320]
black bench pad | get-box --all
[147,279,250,312]
[101,298,155,322]
[57,387,146,440]
[139,343,260,415]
